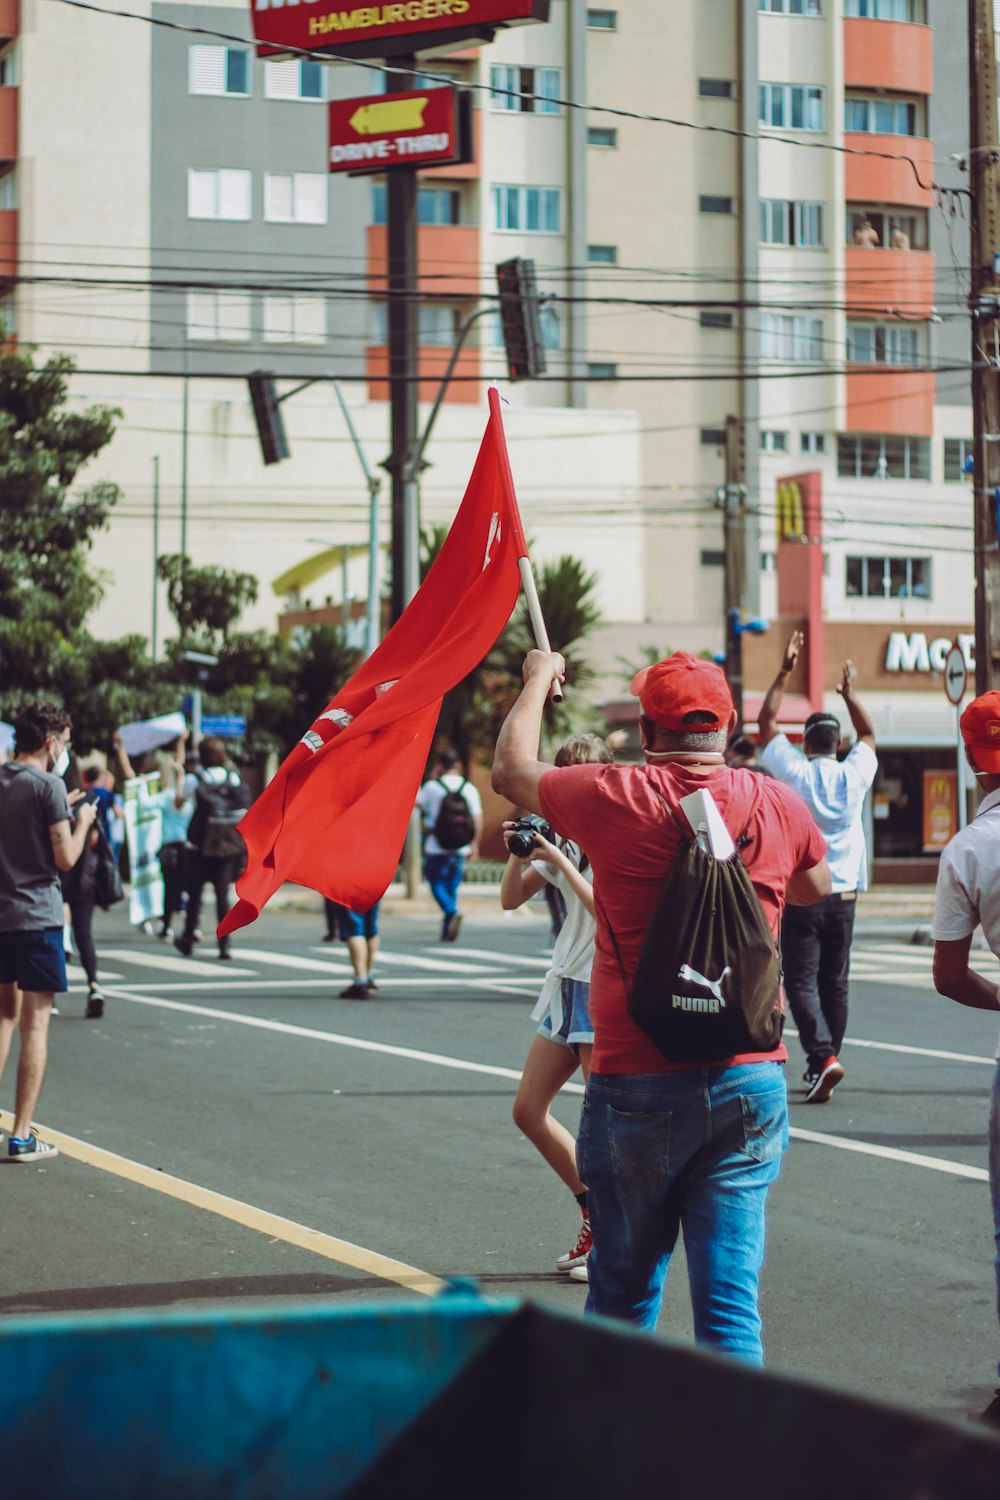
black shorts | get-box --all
[0,928,67,994]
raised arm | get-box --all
[492,650,566,815]
[838,661,876,750]
[758,630,802,745]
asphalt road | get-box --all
[2,896,998,1427]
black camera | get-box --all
[508,814,554,859]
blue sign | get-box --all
[200,715,247,739]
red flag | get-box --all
[219,389,526,936]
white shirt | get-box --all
[416,773,483,857]
[529,844,596,1032]
[932,785,1000,1060]
[760,734,878,892]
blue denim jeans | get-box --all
[423,851,465,925]
[577,1063,789,1365]
[990,1061,1000,1382]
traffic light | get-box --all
[495,257,547,381]
[248,372,290,465]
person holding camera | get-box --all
[0,702,98,1160]
[502,734,612,1281]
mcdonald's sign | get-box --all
[922,770,957,852]
[776,480,805,544]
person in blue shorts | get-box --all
[500,734,611,1280]
[326,900,381,999]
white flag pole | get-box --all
[517,554,564,704]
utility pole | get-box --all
[968,0,1000,693]
[385,53,420,625]
[721,413,747,727]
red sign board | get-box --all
[251,0,550,59]
[329,88,465,173]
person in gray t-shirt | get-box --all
[0,702,97,1162]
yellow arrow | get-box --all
[350,98,428,136]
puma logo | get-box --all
[676,963,731,1007]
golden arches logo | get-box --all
[776,482,805,544]
[927,776,951,800]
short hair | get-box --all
[641,710,728,755]
[82,766,102,786]
[199,736,227,768]
[435,747,459,771]
[555,734,613,768]
[13,702,71,755]
[803,713,840,757]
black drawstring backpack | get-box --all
[601,781,783,1064]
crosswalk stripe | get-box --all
[236,947,352,976]
[99,948,256,978]
[372,952,499,976]
[445,946,552,969]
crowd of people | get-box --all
[1,637,997,1427]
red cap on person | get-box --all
[629,653,734,732]
[960,690,1000,774]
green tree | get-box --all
[157,554,259,644]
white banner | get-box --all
[123,774,165,926]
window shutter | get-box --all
[263,293,293,342]
[189,46,225,96]
[265,60,299,100]
[294,174,327,225]
[187,169,217,219]
[187,290,216,339]
[217,292,251,341]
[218,169,252,220]
[294,294,326,344]
[264,174,293,222]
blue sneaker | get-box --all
[8,1133,59,1161]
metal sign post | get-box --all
[943,641,969,829]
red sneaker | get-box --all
[556,1217,592,1271]
[805,1055,845,1103]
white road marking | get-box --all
[234,947,352,976]
[98,984,994,1184]
[373,952,500,976]
[100,948,256,978]
[443,947,552,969]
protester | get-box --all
[115,732,193,940]
[725,733,762,771]
[326,900,381,999]
[59,802,106,1019]
[492,650,829,1361]
[175,738,249,961]
[930,689,1000,1430]
[758,631,878,1102]
[416,748,483,942]
[0,703,98,1160]
[502,734,611,1281]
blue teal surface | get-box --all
[1,1290,518,1500]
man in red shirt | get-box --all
[493,649,830,1362]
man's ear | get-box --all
[727,708,739,736]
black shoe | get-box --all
[322,932,337,942]
[339,980,371,999]
[218,949,232,962]
[445,912,463,942]
[976,1390,1000,1428]
[174,937,193,957]
[85,989,105,1019]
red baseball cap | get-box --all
[960,690,1000,773]
[629,653,734,732]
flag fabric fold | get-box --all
[219,389,526,936]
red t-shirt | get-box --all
[538,762,827,1074]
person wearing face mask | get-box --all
[0,702,97,1161]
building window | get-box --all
[489,304,560,352]
[700,310,735,328]
[700,550,725,567]
[845,95,919,136]
[588,362,618,379]
[587,8,617,27]
[263,293,327,345]
[492,185,562,234]
[760,430,789,452]
[187,168,252,221]
[845,555,931,599]
[263,173,328,225]
[846,321,920,365]
[490,65,561,114]
[759,313,825,361]
[760,199,825,247]
[699,78,734,98]
[846,205,926,250]
[588,127,618,147]
[375,68,455,94]
[264,58,326,102]
[759,0,823,12]
[188,45,250,97]
[801,431,826,453]
[701,427,726,446]
[588,244,618,264]
[759,83,825,131]
[837,433,930,480]
[845,0,924,19]
[186,290,252,342]
[0,44,18,88]
[0,168,16,210]
[373,184,463,226]
[699,195,735,214]
[944,437,973,481]
[373,303,467,347]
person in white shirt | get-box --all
[759,631,878,1102]
[415,748,483,943]
[931,688,1000,1431]
[501,734,611,1283]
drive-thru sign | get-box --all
[329,88,470,173]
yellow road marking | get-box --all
[0,1109,444,1297]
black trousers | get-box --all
[182,854,238,953]
[67,900,98,986]
[158,841,187,930]
[781,893,857,1073]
